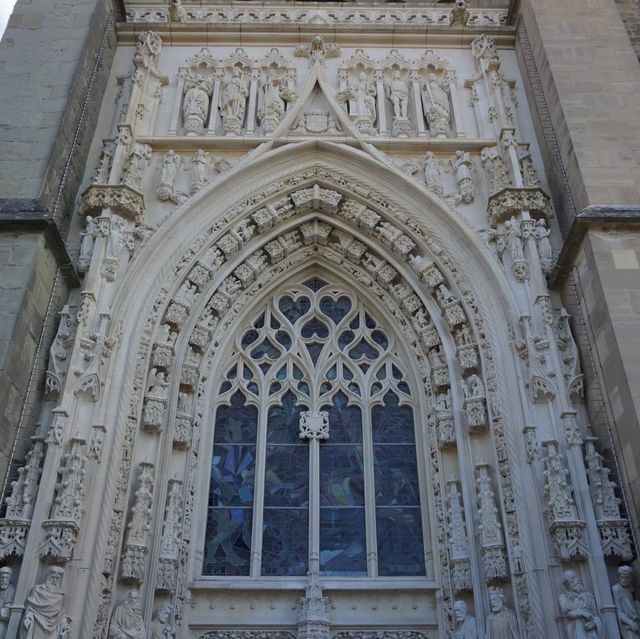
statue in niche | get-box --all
[423,152,444,196]
[108,590,145,639]
[78,215,98,273]
[421,73,450,138]
[20,566,71,639]
[386,69,410,136]
[182,76,210,136]
[219,68,249,134]
[190,149,210,194]
[612,565,640,639]
[451,150,475,203]
[149,603,175,639]
[504,219,524,262]
[534,219,553,267]
[257,74,285,133]
[157,150,181,201]
[147,369,169,400]
[453,600,478,639]
[354,71,377,123]
[559,570,604,639]
[464,374,484,400]
[0,567,14,639]
[484,587,520,639]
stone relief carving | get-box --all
[612,566,640,639]
[219,68,249,135]
[451,151,475,203]
[45,306,77,401]
[21,566,71,639]
[559,571,604,639]
[423,152,444,196]
[182,75,212,136]
[120,463,154,583]
[0,567,14,639]
[475,463,508,583]
[297,571,330,639]
[446,478,472,594]
[583,439,633,561]
[385,69,411,137]
[108,589,145,639]
[150,603,175,639]
[541,441,588,561]
[156,479,183,593]
[40,437,87,563]
[156,150,181,202]
[453,600,478,639]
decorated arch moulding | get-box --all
[75,144,542,635]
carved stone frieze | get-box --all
[486,187,552,228]
[79,184,145,223]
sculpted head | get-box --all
[0,567,11,590]
[618,566,634,588]
[428,73,437,83]
[453,600,468,622]
[45,566,64,590]
[155,603,172,624]
[489,587,505,613]
[125,589,141,612]
[562,570,582,592]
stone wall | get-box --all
[0,0,118,482]
[516,0,640,544]
[617,0,640,59]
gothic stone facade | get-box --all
[0,1,639,639]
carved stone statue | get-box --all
[504,219,524,262]
[424,152,443,196]
[484,587,520,639]
[190,149,210,194]
[559,570,604,639]
[422,73,450,137]
[451,150,475,203]
[157,150,181,201]
[0,567,14,639]
[257,74,285,133]
[182,77,210,136]
[534,219,553,268]
[78,215,98,273]
[149,603,174,639]
[454,600,478,639]
[612,566,640,639]
[108,590,145,639]
[348,71,377,133]
[20,566,71,639]
[219,68,249,134]
[386,69,409,135]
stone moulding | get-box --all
[80,184,145,223]
[486,187,551,227]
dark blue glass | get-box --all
[275,330,292,349]
[320,444,364,506]
[212,393,258,443]
[373,445,420,506]
[241,329,259,349]
[319,296,352,325]
[278,296,311,324]
[349,339,379,361]
[266,391,306,443]
[210,444,255,507]
[323,392,362,444]
[264,445,309,507]
[303,277,327,292]
[365,313,376,329]
[261,509,308,576]
[338,330,355,350]
[371,330,389,349]
[375,507,424,576]
[301,318,329,339]
[250,338,281,361]
[320,508,367,576]
[306,342,323,365]
[203,508,252,575]
[372,392,415,444]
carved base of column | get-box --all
[597,519,633,561]
[481,544,508,583]
[549,520,589,562]
[392,116,411,138]
[120,543,149,583]
[451,558,473,594]
[40,519,79,563]
[0,518,30,560]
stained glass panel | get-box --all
[264,445,309,508]
[210,444,255,507]
[323,392,362,444]
[267,391,306,444]
[261,509,308,576]
[278,295,311,323]
[204,508,253,575]
[373,445,420,506]
[372,392,415,444]
[320,508,366,575]
[319,296,352,324]
[376,507,424,576]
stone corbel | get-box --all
[79,184,145,224]
[486,187,552,228]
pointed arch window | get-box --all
[203,277,426,578]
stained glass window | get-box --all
[204,278,426,578]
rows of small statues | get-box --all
[182,67,454,137]
[1,564,639,637]
[453,569,640,639]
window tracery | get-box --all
[204,277,425,578]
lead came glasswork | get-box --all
[205,277,426,578]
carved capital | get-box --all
[80,184,145,223]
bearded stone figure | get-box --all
[0,567,14,639]
[453,600,478,639]
[422,73,451,137]
[20,567,70,639]
[149,603,175,639]
[559,570,604,639]
[108,590,145,639]
[612,566,640,639]
[484,587,520,639]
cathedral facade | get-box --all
[0,1,639,638]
